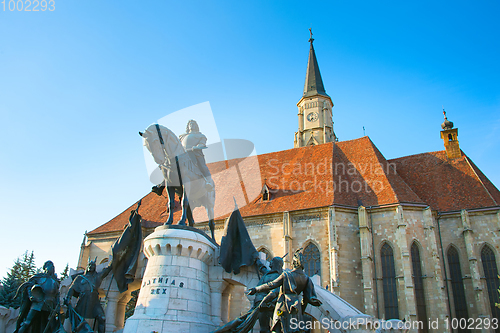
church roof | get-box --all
[88,137,499,235]
[303,40,329,98]
[389,150,500,212]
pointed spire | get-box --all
[303,29,328,98]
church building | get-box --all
[81,36,500,332]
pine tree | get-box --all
[59,264,69,282]
[0,258,24,308]
[20,251,37,281]
[125,289,140,320]
[0,251,38,309]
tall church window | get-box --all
[303,242,321,277]
[447,246,469,330]
[381,243,399,319]
[481,245,500,322]
[411,242,428,332]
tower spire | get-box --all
[303,29,328,98]
[295,30,336,148]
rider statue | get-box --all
[15,260,60,333]
[179,119,214,190]
[151,119,214,195]
[65,258,112,333]
[248,250,322,333]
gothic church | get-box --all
[80,36,500,332]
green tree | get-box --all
[20,251,37,281]
[125,289,140,320]
[59,263,69,282]
[0,258,24,308]
[0,251,38,309]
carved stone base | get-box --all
[123,225,217,333]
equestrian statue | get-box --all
[139,120,216,239]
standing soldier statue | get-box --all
[65,258,112,333]
[255,257,284,333]
[248,249,322,333]
[15,260,61,333]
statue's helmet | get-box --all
[43,260,55,275]
[86,257,97,273]
[292,249,304,270]
[270,257,284,273]
[186,120,199,133]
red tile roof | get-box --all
[389,150,500,212]
[89,138,499,235]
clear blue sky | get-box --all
[1,0,499,278]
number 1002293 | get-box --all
[2,0,55,11]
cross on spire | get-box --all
[309,28,314,43]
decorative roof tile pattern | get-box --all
[89,138,499,235]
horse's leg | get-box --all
[178,186,187,225]
[186,201,195,227]
[164,186,175,225]
[206,205,215,240]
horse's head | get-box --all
[140,124,184,165]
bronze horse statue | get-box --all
[140,124,215,239]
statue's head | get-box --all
[270,257,284,273]
[186,120,199,133]
[86,257,97,273]
[292,249,304,270]
[43,261,55,276]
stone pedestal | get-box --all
[123,225,217,333]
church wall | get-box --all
[372,207,403,320]
[439,209,500,320]
[370,205,449,330]
[290,209,330,288]
[438,214,471,318]
[333,209,364,312]
[83,238,115,267]
[243,214,287,260]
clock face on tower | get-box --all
[307,112,318,122]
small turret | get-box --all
[439,109,461,159]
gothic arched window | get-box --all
[381,243,399,319]
[303,243,321,277]
[411,243,428,332]
[447,246,469,327]
[481,245,500,321]
[258,247,272,262]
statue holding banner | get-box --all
[65,258,112,333]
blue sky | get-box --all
[0,0,499,278]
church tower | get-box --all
[440,109,461,159]
[294,31,336,148]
